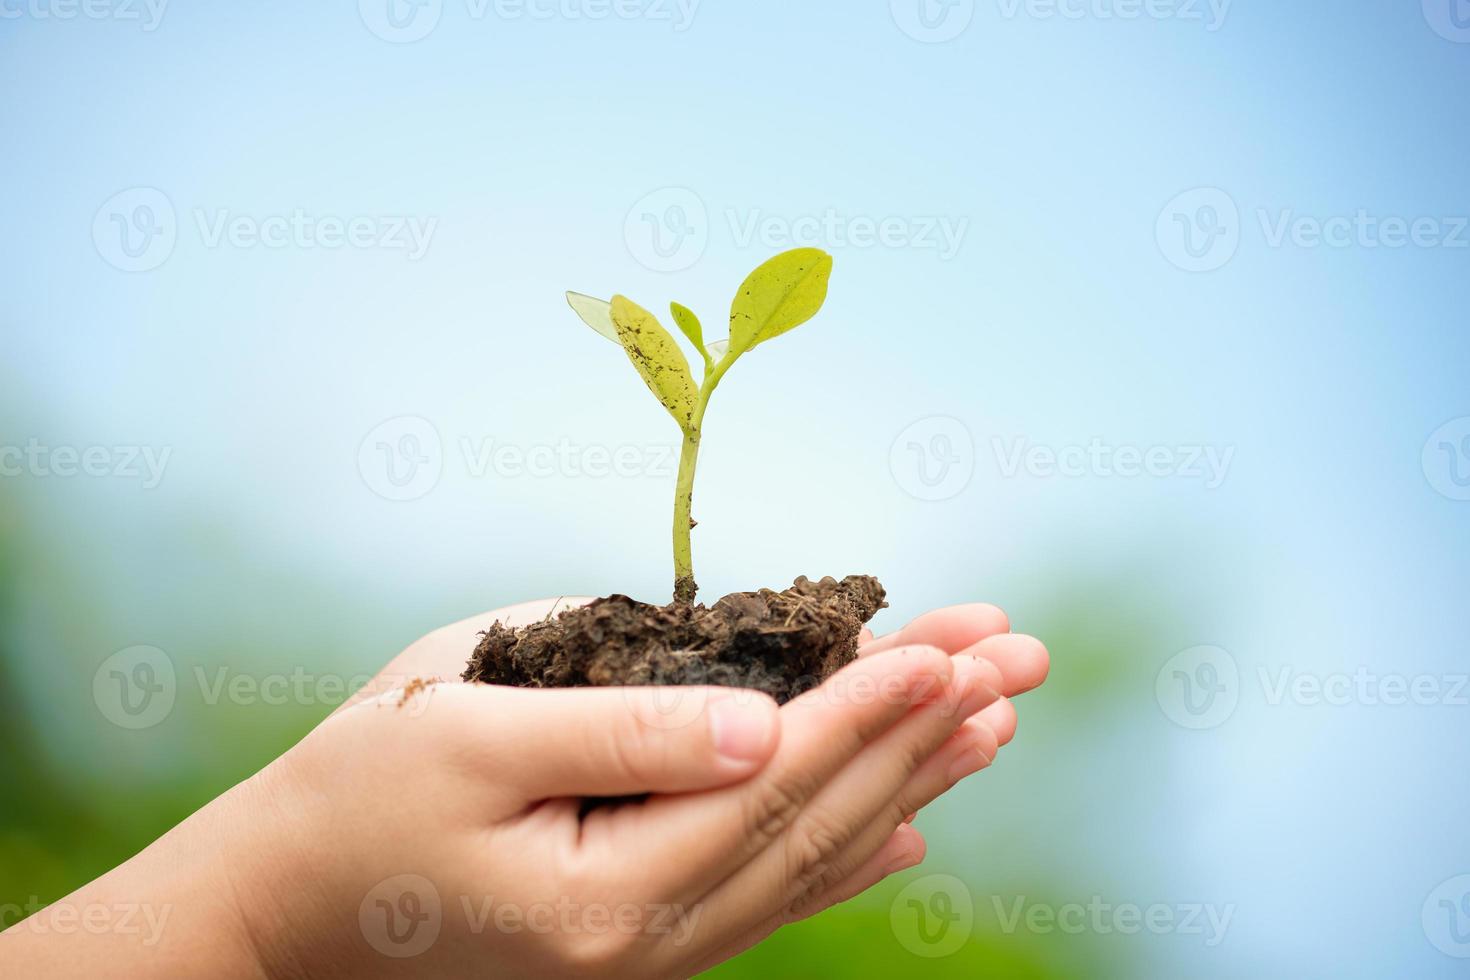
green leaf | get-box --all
[670,302,704,352]
[610,295,698,432]
[727,248,833,357]
[566,291,619,344]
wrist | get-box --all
[212,757,349,980]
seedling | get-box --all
[466,247,883,701]
[565,247,833,605]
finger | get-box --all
[887,712,1008,826]
[683,656,1001,952]
[977,696,1017,746]
[907,716,999,801]
[775,719,996,924]
[790,822,926,919]
[597,645,955,901]
[860,603,1010,658]
[862,607,1048,700]
[884,701,1015,827]
[882,714,1011,828]
[335,597,595,715]
[446,683,781,799]
[686,824,926,975]
[965,633,1050,697]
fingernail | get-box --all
[709,695,778,763]
[945,741,994,785]
[886,850,923,875]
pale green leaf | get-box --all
[610,295,698,432]
[670,302,704,352]
[566,291,620,344]
[727,248,833,357]
[706,339,730,362]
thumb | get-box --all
[464,685,781,799]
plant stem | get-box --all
[672,427,700,605]
[671,356,733,605]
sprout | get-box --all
[566,248,834,604]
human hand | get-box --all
[283,596,1049,977]
[1,598,1048,980]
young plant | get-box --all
[566,247,834,605]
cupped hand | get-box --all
[248,596,1047,978]
[0,598,1047,980]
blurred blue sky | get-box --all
[3,2,1469,976]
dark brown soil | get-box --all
[462,575,887,704]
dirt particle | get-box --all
[397,676,438,709]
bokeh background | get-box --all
[3,1,1469,976]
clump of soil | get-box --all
[463,575,886,704]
